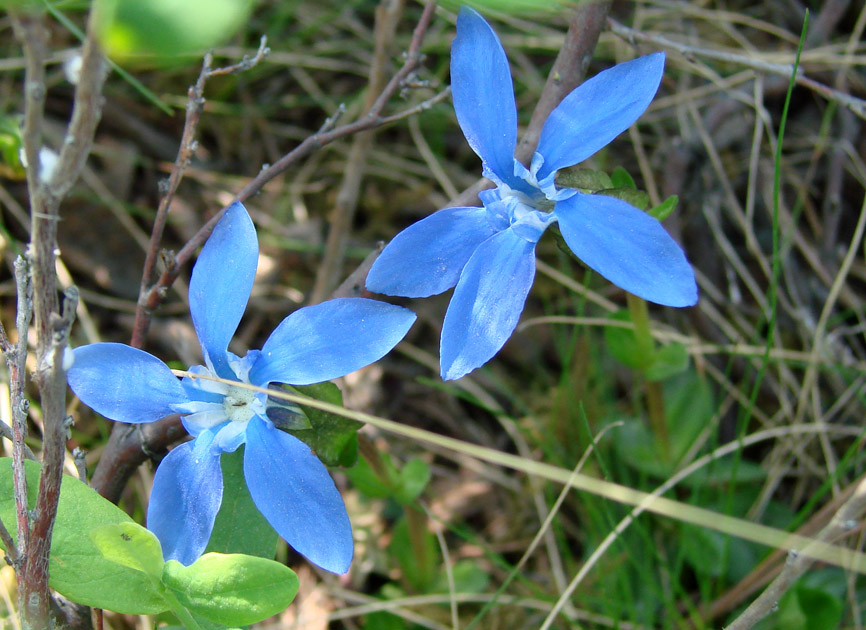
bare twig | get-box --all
[130,36,269,349]
[9,3,107,626]
[607,17,866,121]
[311,0,408,303]
[725,476,866,630]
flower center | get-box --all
[222,385,258,424]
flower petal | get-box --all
[189,201,258,378]
[452,7,522,188]
[147,429,223,565]
[68,343,188,423]
[250,298,416,386]
[554,193,697,306]
[440,229,536,380]
[244,417,352,573]
[366,206,498,297]
[534,53,665,182]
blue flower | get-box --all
[67,202,416,574]
[366,6,697,381]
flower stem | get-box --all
[626,293,670,459]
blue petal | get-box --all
[250,298,416,386]
[68,343,188,423]
[189,202,258,378]
[440,229,536,380]
[147,429,223,565]
[452,7,524,189]
[366,206,498,297]
[244,417,352,573]
[554,193,697,306]
[534,53,665,182]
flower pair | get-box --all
[68,202,416,574]
[366,7,697,380]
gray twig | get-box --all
[725,476,866,630]
[130,36,269,349]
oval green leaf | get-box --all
[0,458,167,613]
[162,553,299,626]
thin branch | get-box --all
[130,36,270,349]
[725,476,866,630]
[311,0,408,304]
[607,17,866,121]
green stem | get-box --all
[161,588,204,630]
[150,575,203,630]
[404,504,432,591]
[626,293,670,459]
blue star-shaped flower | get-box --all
[366,6,697,381]
[67,202,416,574]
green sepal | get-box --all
[89,521,165,580]
[0,458,167,614]
[554,167,613,192]
[281,381,362,468]
[609,166,637,189]
[204,448,279,559]
[162,553,299,626]
[649,194,679,221]
[597,187,650,211]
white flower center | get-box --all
[222,385,258,424]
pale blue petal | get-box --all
[250,298,416,386]
[147,429,223,565]
[244,417,352,573]
[534,53,665,182]
[366,207,498,297]
[452,7,523,189]
[189,202,258,378]
[554,193,697,306]
[440,229,536,380]
[68,343,188,423]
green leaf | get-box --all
[284,382,362,467]
[609,166,637,189]
[611,419,672,478]
[90,521,164,580]
[394,459,431,505]
[205,448,279,559]
[644,342,690,382]
[664,372,715,462]
[391,517,439,592]
[554,167,613,192]
[344,453,396,500]
[162,553,299,626]
[432,559,490,594]
[649,194,679,221]
[95,0,252,65]
[0,115,25,180]
[604,310,653,370]
[597,187,650,211]
[0,458,167,614]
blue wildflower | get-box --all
[68,202,416,574]
[366,6,697,381]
